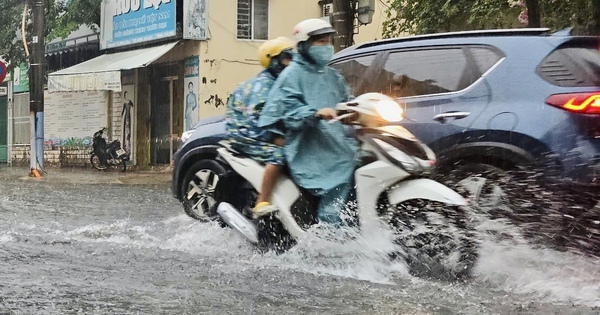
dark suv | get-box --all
[172,28,600,219]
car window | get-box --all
[537,41,600,87]
[381,48,471,98]
[470,46,504,74]
[330,54,378,96]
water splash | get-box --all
[473,217,600,307]
[246,223,410,284]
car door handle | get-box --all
[433,111,471,123]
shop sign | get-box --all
[100,0,176,50]
[183,0,207,40]
[48,71,122,92]
[44,90,108,147]
[13,63,29,93]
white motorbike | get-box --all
[214,93,479,279]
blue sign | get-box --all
[100,0,176,49]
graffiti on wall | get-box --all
[204,94,225,108]
[45,137,93,148]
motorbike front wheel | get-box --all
[90,153,108,171]
[384,198,479,281]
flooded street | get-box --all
[0,167,598,314]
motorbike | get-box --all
[213,93,479,279]
[90,127,129,172]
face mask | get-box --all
[267,50,293,77]
[308,45,334,67]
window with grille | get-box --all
[237,0,269,40]
[322,3,333,17]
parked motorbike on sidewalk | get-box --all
[212,93,479,279]
[90,127,129,172]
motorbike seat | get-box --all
[218,140,241,155]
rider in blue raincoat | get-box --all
[226,37,295,218]
[258,19,360,224]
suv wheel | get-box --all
[181,159,226,221]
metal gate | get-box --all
[0,96,7,162]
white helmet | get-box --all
[292,18,336,43]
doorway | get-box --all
[151,77,178,165]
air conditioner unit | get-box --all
[322,3,333,17]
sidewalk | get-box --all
[0,165,172,185]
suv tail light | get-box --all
[545,92,600,114]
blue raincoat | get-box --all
[258,55,359,223]
[226,70,285,165]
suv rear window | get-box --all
[537,41,600,87]
[383,48,468,97]
[332,46,503,98]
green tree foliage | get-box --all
[538,0,599,34]
[0,0,35,73]
[382,0,600,38]
[52,0,103,40]
[0,0,101,73]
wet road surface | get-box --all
[0,167,598,314]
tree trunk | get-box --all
[525,0,541,28]
[592,0,600,35]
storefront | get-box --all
[46,0,196,167]
[47,41,192,166]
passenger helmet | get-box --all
[258,37,295,69]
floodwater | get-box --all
[0,168,598,314]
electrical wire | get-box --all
[376,0,391,37]
[21,1,29,57]
[219,59,259,65]
[378,0,390,10]
[207,15,262,51]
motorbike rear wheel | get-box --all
[214,171,295,252]
[384,199,479,281]
[90,153,108,171]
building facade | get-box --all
[6,0,384,168]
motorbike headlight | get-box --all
[181,130,194,144]
[374,100,403,122]
[372,138,421,173]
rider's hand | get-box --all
[315,108,337,120]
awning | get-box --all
[48,41,178,92]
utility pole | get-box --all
[331,0,355,53]
[29,0,45,177]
